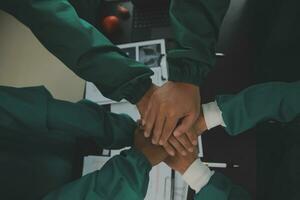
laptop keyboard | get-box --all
[133,7,170,29]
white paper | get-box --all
[85,39,168,105]
[145,163,172,200]
[111,102,140,121]
[174,172,189,200]
[82,156,111,176]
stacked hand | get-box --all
[134,127,168,166]
[165,145,198,174]
[134,126,199,175]
[137,81,208,156]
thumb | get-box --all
[173,115,196,137]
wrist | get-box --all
[178,158,197,174]
[195,110,208,135]
[137,84,157,116]
[202,101,225,130]
[182,158,214,193]
[140,146,168,167]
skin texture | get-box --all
[163,109,208,156]
[137,84,158,119]
[138,121,197,157]
[142,81,201,146]
[134,127,168,166]
[165,145,198,174]
[137,85,208,156]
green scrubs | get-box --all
[0,86,151,200]
[0,0,230,199]
[193,81,300,200]
[168,0,230,85]
[0,0,225,104]
[187,0,300,199]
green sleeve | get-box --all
[43,148,152,200]
[0,0,153,104]
[0,86,137,149]
[194,172,251,200]
[48,98,137,149]
[0,86,50,133]
[216,81,300,135]
[167,0,230,86]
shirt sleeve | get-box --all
[42,148,152,200]
[0,0,153,104]
[216,81,300,135]
[47,98,137,149]
[182,158,214,193]
[0,86,137,149]
[202,101,226,130]
[194,172,251,200]
[167,0,230,86]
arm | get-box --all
[194,172,251,200]
[142,0,230,146]
[0,86,136,149]
[43,128,168,200]
[190,81,300,136]
[164,147,251,200]
[167,0,230,85]
[43,149,152,200]
[0,0,153,103]
[211,81,300,135]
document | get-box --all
[85,39,168,105]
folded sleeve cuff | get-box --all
[202,101,226,130]
[182,158,214,193]
[167,58,211,86]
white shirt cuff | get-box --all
[182,158,214,193]
[202,101,226,130]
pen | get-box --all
[216,53,225,57]
[203,162,239,168]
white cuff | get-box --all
[202,101,226,130]
[182,159,214,193]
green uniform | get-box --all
[0,86,151,200]
[184,0,300,199]
[0,0,224,104]
[0,0,230,199]
[193,81,300,200]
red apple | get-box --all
[102,16,120,34]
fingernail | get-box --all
[174,131,180,137]
[152,139,156,144]
[170,151,175,156]
[193,140,197,145]
[142,120,146,126]
[159,140,164,145]
[144,132,149,137]
[189,148,193,152]
[182,151,187,156]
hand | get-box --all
[164,146,198,174]
[138,120,196,156]
[137,84,158,118]
[134,127,168,166]
[186,109,208,138]
[143,81,201,145]
[163,134,197,156]
[163,110,208,156]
